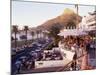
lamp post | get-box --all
[75,4,78,15]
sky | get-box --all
[12,1,95,29]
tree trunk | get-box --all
[14,32,17,48]
[25,30,27,45]
[37,33,38,39]
[32,35,34,41]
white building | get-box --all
[79,11,96,31]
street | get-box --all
[11,38,53,75]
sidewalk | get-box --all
[19,67,62,74]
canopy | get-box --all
[58,29,87,38]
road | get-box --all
[11,38,53,75]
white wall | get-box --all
[35,59,71,68]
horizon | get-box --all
[12,1,96,29]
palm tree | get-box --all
[31,31,34,41]
[38,30,40,38]
[43,30,50,39]
[11,36,14,41]
[39,29,42,38]
[12,25,18,48]
[24,26,29,45]
[49,23,62,46]
[36,30,39,39]
[43,31,46,39]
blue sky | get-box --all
[12,1,95,29]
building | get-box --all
[79,11,96,31]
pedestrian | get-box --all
[15,61,22,73]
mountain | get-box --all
[35,8,82,31]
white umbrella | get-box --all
[58,29,75,37]
[58,29,87,38]
[73,31,87,36]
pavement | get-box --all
[18,67,62,74]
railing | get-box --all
[56,53,87,72]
